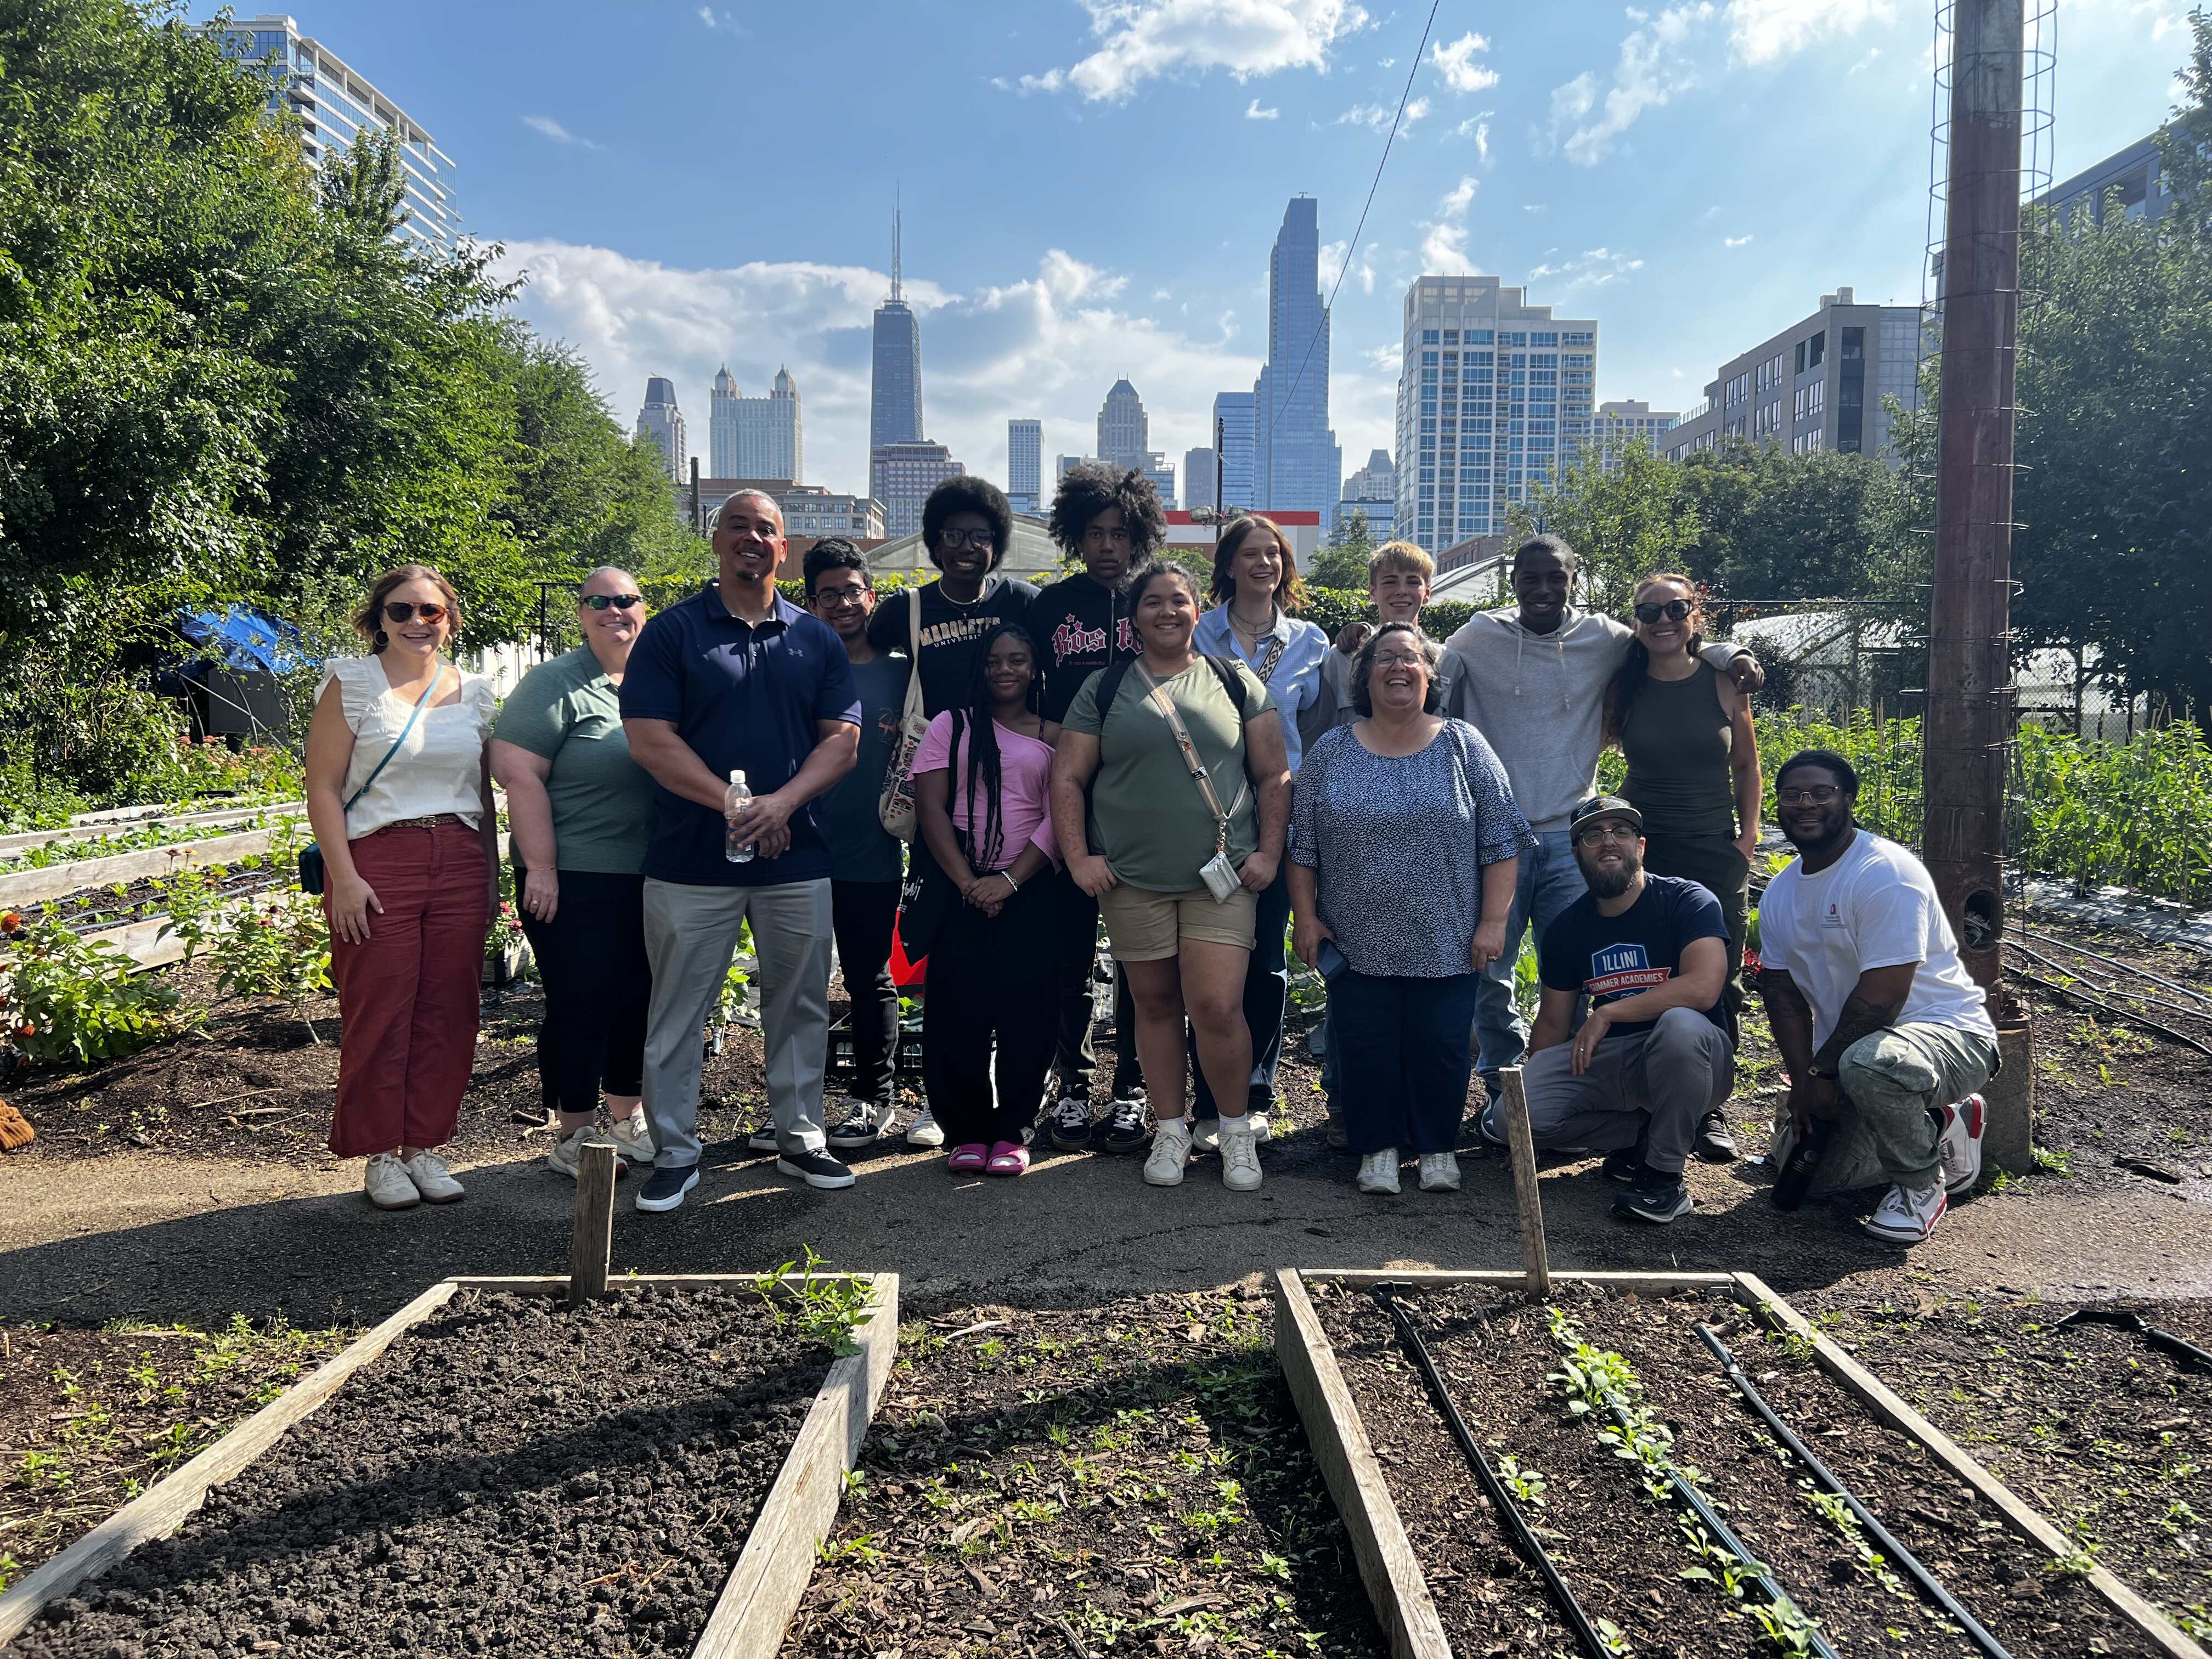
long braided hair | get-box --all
[946,623,1042,872]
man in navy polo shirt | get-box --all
[622,489,863,1211]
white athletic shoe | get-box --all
[1863,1181,1947,1245]
[905,1105,945,1149]
[1144,1118,1192,1186]
[548,1126,629,1182]
[605,1108,655,1164]
[400,1150,465,1205]
[1356,1149,1401,1195]
[1935,1094,1986,1194]
[364,1152,419,1211]
[1192,1109,1271,1155]
[1219,1121,1263,1193]
[1418,1151,1462,1193]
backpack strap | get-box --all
[1097,653,1248,730]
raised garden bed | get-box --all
[0,1271,899,1657]
[1278,1268,2206,1659]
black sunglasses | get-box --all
[580,593,644,611]
[381,602,448,624]
[1633,598,1692,624]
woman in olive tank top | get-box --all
[1605,574,1763,1040]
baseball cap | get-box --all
[1570,795,1644,836]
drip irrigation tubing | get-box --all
[2003,966,2212,1056]
[2055,1307,2212,1373]
[2013,927,2212,1010]
[1694,1323,2015,1659]
[1370,1285,1617,1659]
[2003,939,2212,1024]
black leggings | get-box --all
[923,873,1062,1146]
[515,867,651,1119]
[831,879,902,1103]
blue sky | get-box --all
[219,1,2187,501]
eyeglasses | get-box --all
[580,594,642,611]
[1574,823,1641,847]
[937,528,996,550]
[1776,785,1844,805]
[1633,598,1692,624]
[381,602,449,625]
[812,584,870,606]
[1371,650,1427,670]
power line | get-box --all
[1277,0,1442,417]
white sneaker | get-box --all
[1250,1109,1273,1145]
[548,1126,629,1182]
[905,1105,945,1149]
[1935,1094,1986,1194]
[605,1108,654,1164]
[1863,1181,1947,1245]
[364,1152,419,1211]
[1357,1149,1401,1195]
[1192,1110,1272,1156]
[1219,1121,1263,1193]
[400,1150,465,1205]
[1419,1151,1462,1193]
[1144,1119,1192,1186]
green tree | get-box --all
[1511,440,1701,607]
[1308,509,1374,590]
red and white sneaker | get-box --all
[1934,1094,1986,1194]
[1864,1181,1948,1245]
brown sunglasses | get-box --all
[382,602,449,624]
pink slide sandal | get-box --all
[947,1143,990,1174]
[985,1141,1030,1176]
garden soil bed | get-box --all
[0,1318,347,1591]
[777,1285,1386,1658]
[8,1285,832,1658]
[1312,1278,2168,1658]
[1774,1296,2212,1646]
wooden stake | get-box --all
[1497,1066,1550,1299]
[568,1141,618,1306]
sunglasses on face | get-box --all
[382,602,449,625]
[580,593,643,611]
[1634,598,1693,624]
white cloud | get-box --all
[1245,97,1280,119]
[521,115,601,150]
[1724,233,1754,247]
[1724,0,1894,65]
[1452,112,1494,161]
[1430,31,1499,93]
[1526,247,1646,290]
[695,5,744,31]
[1318,238,1379,296]
[1417,176,1480,275]
[1013,0,1370,102]
[1335,94,1427,134]
[1545,4,1713,166]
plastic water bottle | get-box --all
[725,770,755,863]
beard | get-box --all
[1582,851,1641,898]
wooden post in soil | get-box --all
[1496,1066,1550,1299]
[568,1141,618,1306]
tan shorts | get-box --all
[1097,883,1258,962]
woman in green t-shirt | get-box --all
[1049,563,1291,1197]
[490,568,663,1181]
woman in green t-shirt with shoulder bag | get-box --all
[491,567,663,1180]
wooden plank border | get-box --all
[1279,1268,2208,1659]
[0,827,294,911]
[0,1272,900,1659]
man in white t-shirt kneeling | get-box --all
[1757,749,1997,1244]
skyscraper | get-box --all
[726,367,803,482]
[635,376,687,482]
[1212,392,1256,509]
[1254,197,1341,513]
[1143,454,1176,511]
[1184,448,1218,512]
[1007,419,1043,514]
[1096,380,1149,470]
[871,440,963,539]
[1392,275,1598,554]
[709,366,742,478]
[870,209,923,453]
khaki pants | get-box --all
[1769,1021,1999,1195]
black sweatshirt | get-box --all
[866,575,1041,719]
[1027,572,1139,725]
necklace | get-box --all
[1229,603,1275,643]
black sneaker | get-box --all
[635,1165,701,1213]
[1601,1147,1651,1184]
[1694,1109,1739,1164]
[1096,1096,1149,1154]
[1614,1176,1694,1225]
[1477,1100,1509,1150]
[1049,1096,1094,1151]
[826,1099,894,1150]
[776,1149,857,1190]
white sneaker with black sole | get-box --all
[1934,1094,1987,1194]
[777,1149,857,1190]
[635,1165,700,1212]
[826,1099,895,1150]
[1864,1181,1947,1245]
[905,1106,945,1149]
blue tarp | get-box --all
[177,605,306,674]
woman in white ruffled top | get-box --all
[303,563,500,1211]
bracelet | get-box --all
[999,869,1022,892]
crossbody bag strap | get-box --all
[343,664,445,816]
[908,583,922,657]
[1250,631,1289,684]
[1131,662,1249,853]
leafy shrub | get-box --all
[0,913,190,1064]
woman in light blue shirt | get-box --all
[1188,515,1334,1140]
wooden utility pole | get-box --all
[1924,0,2024,989]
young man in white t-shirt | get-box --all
[1757,749,1998,1244]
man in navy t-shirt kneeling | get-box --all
[1482,795,1734,1225]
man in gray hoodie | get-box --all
[1440,535,1760,1110]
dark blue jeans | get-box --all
[1331,969,1482,1156]
[1192,861,1293,1121]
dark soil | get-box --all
[779,1285,1386,1658]
[0,1318,345,1589]
[1778,1296,2212,1646]
[1314,1279,2165,1658]
[13,1286,830,1658]
[14,865,287,937]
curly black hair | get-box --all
[1047,463,1167,560]
[800,538,869,597]
[922,477,1013,571]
